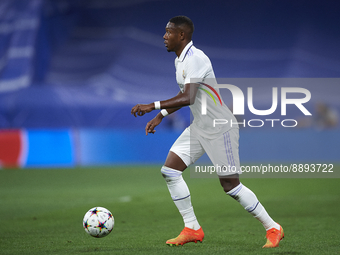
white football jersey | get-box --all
[174,41,238,138]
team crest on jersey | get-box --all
[182,70,186,79]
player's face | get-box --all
[163,22,181,52]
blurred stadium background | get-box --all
[0,0,339,168]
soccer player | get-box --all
[131,15,284,248]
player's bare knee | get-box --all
[219,175,240,193]
[221,181,234,193]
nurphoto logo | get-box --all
[199,80,312,128]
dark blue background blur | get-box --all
[0,0,339,167]
[1,0,340,129]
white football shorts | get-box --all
[170,126,241,176]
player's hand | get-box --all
[145,115,163,135]
[131,103,154,117]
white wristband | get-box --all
[161,109,169,117]
[154,101,161,110]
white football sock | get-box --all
[161,166,200,230]
[227,183,280,231]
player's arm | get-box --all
[143,90,184,135]
[144,107,181,135]
[156,83,199,109]
[131,83,199,117]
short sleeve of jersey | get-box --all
[184,54,210,85]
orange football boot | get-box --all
[166,227,204,246]
[263,225,284,248]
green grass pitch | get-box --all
[0,165,339,255]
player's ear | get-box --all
[179,30,185,40]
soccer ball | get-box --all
[83,207,114,238]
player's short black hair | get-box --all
[169,15,194,36]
